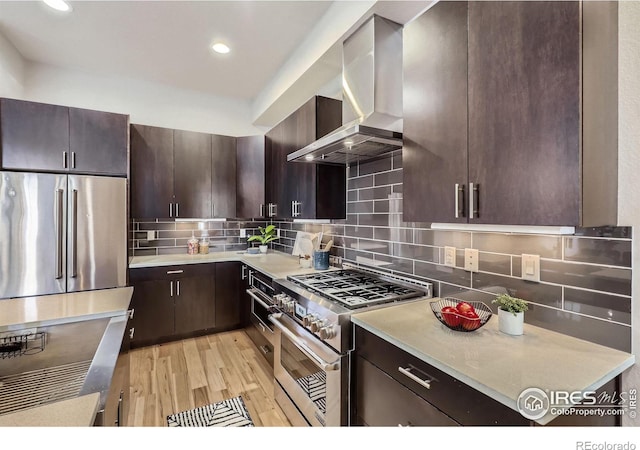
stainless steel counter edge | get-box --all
[351,312,636,426]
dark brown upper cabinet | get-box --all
[236,135,265,218]
[130,124,175,219]
[265,95,345,219]
[130,124,238,220]
[1,98,128,176]
[211,134,237,218]
[173,129,212,219]
[403,1,618,227]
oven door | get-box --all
[270,313,346,427]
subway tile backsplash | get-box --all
[271,150,632,352]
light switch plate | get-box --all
[464,248,479,273]
[240,229,246,238]
[146,230,155,241]
[444,246,456,267]
[521,254,540,282]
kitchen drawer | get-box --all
[355,326,529,425]
[355,356,458,427]
[246,318,274,368]
[129,263,215,282]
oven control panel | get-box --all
[273,293,337,342]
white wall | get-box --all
[618,1,640,427]
[0,32,25,98]
[22,62,266,137]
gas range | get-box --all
[272,265,432,354]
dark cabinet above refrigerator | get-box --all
[0,98,129,177]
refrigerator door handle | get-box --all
[71,189,78,278]
[55,188,65,279]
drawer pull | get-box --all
[167,270,184,275]
[259,345,271,355]
[398,365,433,390]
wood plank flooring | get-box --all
[127,329,291,427]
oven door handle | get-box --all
[269,314,339,371]
[246,289,275,312]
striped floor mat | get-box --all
[167,396,254,427]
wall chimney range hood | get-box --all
[287,15,403,165]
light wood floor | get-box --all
[127,329,291,427]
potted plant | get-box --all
[247,225,279,253]
[492,294,529,336]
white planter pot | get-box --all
[300,258,312,268]
[498,309,524,336]
[259,245,268,254]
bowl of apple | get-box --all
[430,298,493,332]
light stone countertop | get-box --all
[129,250,333,279]
[0,393,100,427]
[0,286,134,332]
[351,298,636,426]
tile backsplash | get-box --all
[271,150,632,352]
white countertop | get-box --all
[351,299,636,425]
[0,286,134,332]
[0,393,100,427]
[129,250,332,279]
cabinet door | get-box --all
[174,274,216,334]
[173,129,212,219]
[69,107,128,176]
[236,136,265,218]
[130,124,174,219]
[467,1,580,225]
[130,279,174,345]
[215,262,241,330]
[1,98,69,172]
[290,97,318,219]
[265,121,289,218]
[211,134,236,218]
[402,1,469,223]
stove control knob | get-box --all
[310,319,323,333]
[283,299,296,314]
[303,314,315,327]
[319,326,336,340]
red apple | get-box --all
[441,306,462,328]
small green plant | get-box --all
[492,294,528,316]
[247,225,279,245]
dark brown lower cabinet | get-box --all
[352,325,529,426]
[129,262,241,348]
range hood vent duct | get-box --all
[287,15,403,165]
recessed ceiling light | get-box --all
[305,155,314,161]
[43,0,72,12]
[211,42,230,54]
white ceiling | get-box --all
[0,0,335,101]
[0,0,432,127]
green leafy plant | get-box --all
[247,225,279,245]
[492,294,529,316]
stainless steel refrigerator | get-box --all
[0,171,127,299]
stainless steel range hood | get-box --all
[287,15,403,165]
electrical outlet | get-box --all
[444,246,456,267]
[277,228,281,238]
[464,248,479,273]
[146,230,155,241]
[521,254,540,282]
[240,229,246,238]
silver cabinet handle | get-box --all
[259,345,271,355]
[63,151,68,169]
[455,183,465,219]
[169,203,173,218]
[272,203,277,217]
[170,280,174,297]
[177,280,180,296]
[166,270,184,275]
[71,151,76,169]
[398,365,433,390]
[55,188,64,279]
[129,327,135,340]
[260,204,264,217]
[469,183,479,219]
[128,308,135,320]
[259,322,266,333]
[291,201,297,217]
[241,265,247,280]
[71,189,78,278]
[175,202,179,217]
